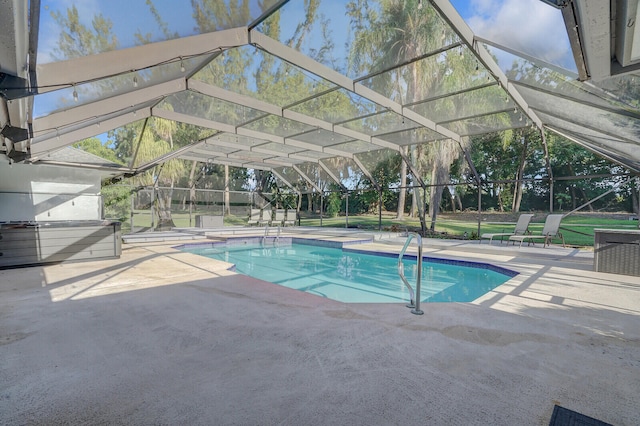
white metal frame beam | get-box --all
[271,169,301,195]
[352,155,381,191]
[188,80,362,157]
[292,165,322,193]
[318,159,347,191]
[32,78,186,133]
[35,27,249,94]
[249,30,464,143]
[28,106,152,158]
[546,125,640,173]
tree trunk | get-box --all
[155,181,176,230]
[448,188,456,212]
[224,165,230,215]
[497,188,504,212]
[570,185,577,210]
[579,187,594,212]
[396,146,407,219]
[456,191,463,211]
[188,161,197,213]
[410,188,417,217]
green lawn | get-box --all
[299,213,638,248]
[114,210,639,248]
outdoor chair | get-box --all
[480,214,534,245]
[273,209,286,227]
[508,214,565,248]
[247,209,261,226]
[283,209,296,227]
[258,209,272,226]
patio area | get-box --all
[1,229,638,425]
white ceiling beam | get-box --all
[323,147,353,159]
[402,108,460,141]
[284,137,324,152]
[251,145,298,156]
[282,109,331,131]
[28,108,151,158]
[202,138,251,151]
[184,81,381,159]
[152,107,236,133]
[370,136,403,150]
[352,155,381,191]
[292,165,322,192]
[188,79,282,116]
[33,78,186,133]
[332,125,371,143]
[288,153,325,162]
[36,27,249,94]
[250,30,354,90]
[271,169,301,194]
[262,157,300,166]
[318,159,347,191]
[237,127,284,144]
[134,138,209,173]
[251,29,458,143]
[152,106,354,165]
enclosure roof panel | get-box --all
[1,0,639,178]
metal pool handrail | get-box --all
[263,225,281,246]
[397,232,424,315]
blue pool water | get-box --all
[179,240,516,304]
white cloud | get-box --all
[464,0,575,71]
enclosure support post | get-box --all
[422,186,427,236]
[320,192,323,227]
[345,191,349,229]
[477,183,481,238]
[150,185,155,230]
[130,190,135,233]
[637,178,640,229]
[189,194,192,227]
[379,189,383,231]
[540,131,554,213]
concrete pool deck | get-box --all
[1,229,639,425]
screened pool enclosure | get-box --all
[1,0,640,234]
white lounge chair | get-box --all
[273,209,286,226]
[481,214,534,245]
[257,209,272,226]
[509,214,565,248]
[247,209,261,226]
[283,209,296,226]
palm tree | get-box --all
[348,0,469,231]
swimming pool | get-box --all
[179,239,517,304]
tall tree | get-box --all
[347,0,476,232]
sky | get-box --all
[34,0,577,125]
[38,0,575,71]
[450,0,575,72]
